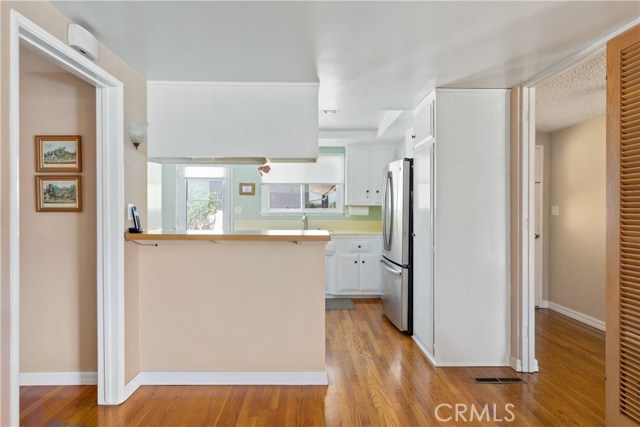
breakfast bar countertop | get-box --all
[124,229,331,242]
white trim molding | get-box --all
[546,302,606,332]
[20,372,98,386]
[412,336,438,368]
[123,373,143,401]
[509,356,523,372]
[139,371,329,386]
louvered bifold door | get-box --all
[608,24,640,427]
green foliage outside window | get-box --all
[187,188,219,230]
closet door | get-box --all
[607,23,640,427]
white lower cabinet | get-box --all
[337,254,360,293]
[357,255,381,292]
[326,235,382,296]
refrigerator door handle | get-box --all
[383,171,394,251]
[381,259,402,275]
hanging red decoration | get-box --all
[258,164,271,176]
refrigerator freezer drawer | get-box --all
[381,259,409,332]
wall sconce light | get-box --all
[129,120,148,150]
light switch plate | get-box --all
[551,206,560,216]
[127,204,134,220]
[234,206,242,215]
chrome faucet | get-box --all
[302,213,308,230]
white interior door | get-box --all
[534,146,543,307]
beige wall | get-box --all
[137,241,325,372]
[548,116,606,322]
[19,48,97,372]
[536,132,551,302]
[1,3,147,420]
[124,243,140,381]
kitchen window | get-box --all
[261,154,344,214]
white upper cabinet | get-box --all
[345,143,396,206]
[147,82,319,162]
[412,90,436,151]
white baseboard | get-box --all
[326,294,380,299]
[412,336,438,367]
[20,370,329,388]
[20,371,97,386]
[431,360,510,367]
[122,372,142,402]
[540,300,550,309]
[531,358,539,373]
[547,301,606,331]
[509,356,522,372]
[139,371,329,386]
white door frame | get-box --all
[515,17,640,373]
[8,10,126,425]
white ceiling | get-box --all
[52,1,638,114]
[536,51,605,133]
[318,110,386,131]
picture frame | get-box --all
[35,175,82,212]
[35,135,82,172]
[239,182,256,196]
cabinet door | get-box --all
[412,91,436,147]
[359,254,382,292]
[337,254,360,293]
[346,146,371,205]
[370,146,396,205]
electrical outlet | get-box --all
[127,204,135,220]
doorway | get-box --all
[8,10,125,424]
[514,19,638,373]
[18,46,98,386]
[533,51,607,335]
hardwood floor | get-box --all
[21,300,605,426]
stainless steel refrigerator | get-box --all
[381,158,413,334]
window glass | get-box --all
[186,178,224,230]
[269,184,302,210]
[305,184,337,209]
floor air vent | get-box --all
[473,377,525,384]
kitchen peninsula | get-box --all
[125,229,330,385]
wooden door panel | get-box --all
[607,23,640,427]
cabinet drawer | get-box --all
[348,241,371,252]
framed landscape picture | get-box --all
[35,175,82,212]
[35,135,82,172]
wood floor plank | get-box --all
[21,301,605,426]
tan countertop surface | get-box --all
[125,229,331,242]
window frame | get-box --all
[261,183,344,216]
